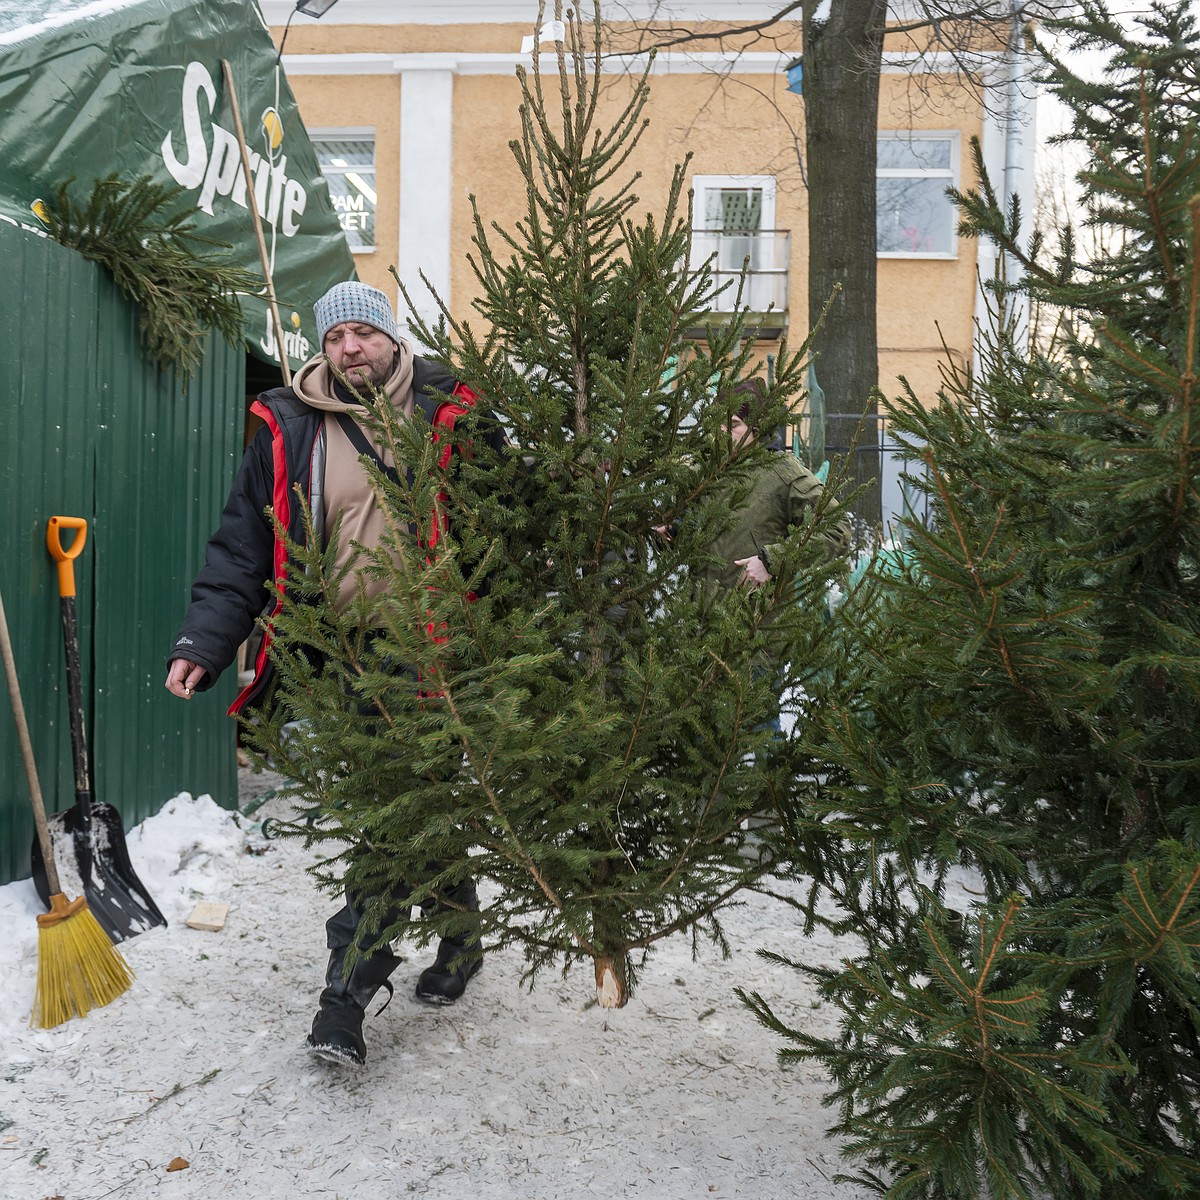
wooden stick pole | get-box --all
[0,589,61,896]
[221,59,292,386]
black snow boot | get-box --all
[415,881,482,1006]
[307,901,404,1067]
[414,937,483,1004]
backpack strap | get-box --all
[334,411,406,488]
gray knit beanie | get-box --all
[314,281,401,348]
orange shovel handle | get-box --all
[46,516,88,598]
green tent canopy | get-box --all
[0,0,356,370]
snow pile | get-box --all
[124,791,251,924]
[0,792,242,1040]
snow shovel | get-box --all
[30,516,167,943]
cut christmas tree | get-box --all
[739,3,1200,1196]
[247,1,851,1010]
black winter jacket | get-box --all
[167,357,486,715]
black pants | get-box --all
[315,635,477,962]
[325,876,479,960]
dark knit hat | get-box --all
[314,281,401,348]
[730,377,766,424]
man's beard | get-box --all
[343,349,398,396]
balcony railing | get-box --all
[688,228,791,320]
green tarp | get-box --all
[0,0,356,370]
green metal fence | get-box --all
[0,222,243,886]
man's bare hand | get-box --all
[734,555,770,587]
[166,657,206,699]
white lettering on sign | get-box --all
[160,61,308,237]
[260,308,312,365]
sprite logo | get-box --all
[161,61,308,236]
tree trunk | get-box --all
[803,0,886,528]
[594,951,630,1008]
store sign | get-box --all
[313,135,376,251]
[0,0,357,370]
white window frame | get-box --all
[691,173,777,265]
[690,174,780,312]
[875,131,959,260]
[310,126,378,255]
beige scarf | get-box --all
[290,341,416,611]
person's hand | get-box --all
[166,657,207,699]
[735,555,770,587]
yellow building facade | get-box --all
[261,0,1037,519]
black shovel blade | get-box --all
[31,805,167,943]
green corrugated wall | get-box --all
[0,221,244,886]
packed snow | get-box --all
[0,769,873,1199]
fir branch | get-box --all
[38,174,258,380]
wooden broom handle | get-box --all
[0,589,61,896]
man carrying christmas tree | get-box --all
[164,280,493,1067]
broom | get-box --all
[0,587,134,1027]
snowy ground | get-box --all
[0,768,873,1200]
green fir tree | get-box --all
[247,2,850,1008]
[740,4,1200,1196]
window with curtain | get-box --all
[704,186,764,272]
[312,131,377,253]
[876,133,958,257]
[690,175,780,311]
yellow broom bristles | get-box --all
[31,893,135,1029]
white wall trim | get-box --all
[974,49,1039,371]
[880,50,1004,74]
[280,48,1003,76]
[260,1,810,26]
[281,50,797,75]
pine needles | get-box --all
[37,174,258,379]
[245,0,849,1012]
[739,5,1200,1196]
